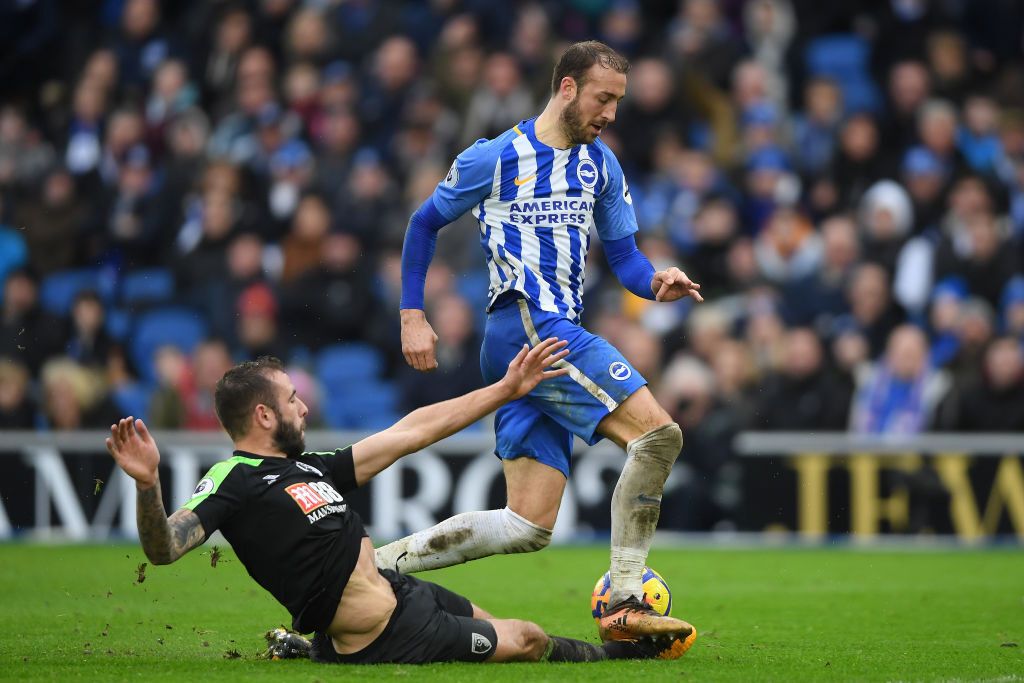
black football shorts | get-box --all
[310,569,499,664]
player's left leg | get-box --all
[596,388,682,606]
[502,298,689,640]
[594,389,689,641]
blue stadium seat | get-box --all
[131,307,208,383]
[804,34,882,115]
[805,34,870,79]
[841,77,883,115]
[105,307,132,341]
[322,380,398,429]
[316,343,385,386]
[0,226,28,286]
[112,382,151,422]
[120,268,175,307]
[39,268,102,315]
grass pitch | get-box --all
[1,543,1021,681]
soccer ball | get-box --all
[590,566,672,622]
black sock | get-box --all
[601,639,654,660]
[541,636,609,662]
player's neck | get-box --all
[233,436,287,459]
[534,101,571,150]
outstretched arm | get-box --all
[106,417,206,565]
[351,338,570,485]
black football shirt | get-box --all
[181,447,366,633]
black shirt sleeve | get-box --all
[306,447,359,493]
[180,462,250,540]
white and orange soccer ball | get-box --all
[590,566,673,622]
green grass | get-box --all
[1,544,1022,682]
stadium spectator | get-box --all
[280,231,381,350]
[235,282,289,361]
[753,327,852,431]
[946,297,998,387]
[857,179,933,315]
[14,167,90,276]
[0,269,66,374]
[65,290,113,370]
[932,210,1020,310]
[148,344,189,428]
[460,52,535,149]
[40,356,119,430]
[780,213,859,327]
[0,357,35,429]
[280,192,330,283]
[89,144,165,267]
[0,106,55,190]
[841,262,906,359]
[849,325,951,435]
[753,207,823,284]
[169,338,235,431]
[1001,276,1024,338]
[937,336,1024,431]
[198,4,253,113]
[400,291,482,412]
[657,354,741,531]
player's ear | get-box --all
[254,403,275,430]
[559,76,576,101]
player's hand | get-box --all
[105,417,160,489]
[401,309,439,371]
[651,267,703,303]
[500,338,570,400]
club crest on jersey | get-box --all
[294,461,323,477]
[445,160,459,187]
[471,632,492,655]
[577,159,598,190]
[609,361,632,381]
[191,478,214,498]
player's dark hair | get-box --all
[551,40,630,96]
[214,356,285,439]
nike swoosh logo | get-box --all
[513,174,536,186]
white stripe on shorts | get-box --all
[516,299,619,412]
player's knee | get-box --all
[502,507,552,553]
[629,422,683,467]
[513,621,548,660]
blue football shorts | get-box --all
[479,295,648,477]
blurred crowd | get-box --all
[1,0,1023,495]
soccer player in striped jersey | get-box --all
[379,41,703,643]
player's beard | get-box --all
[559,93,598,145]
[272,411,306,459]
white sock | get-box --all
[375,507,552,574]
[608,423,683,605]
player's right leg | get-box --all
[487,619,694,662]
[373,467,559,573]
[375,300,572,574]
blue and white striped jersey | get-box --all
[430,118,638,323]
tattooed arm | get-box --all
[135,481,206,564]
[107,417,207,565]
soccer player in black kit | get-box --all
[105,338,695,665]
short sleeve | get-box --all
[180,461,248,539]
[593,143,639,242]
[430,138,501,222]
[305,447,358,493]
